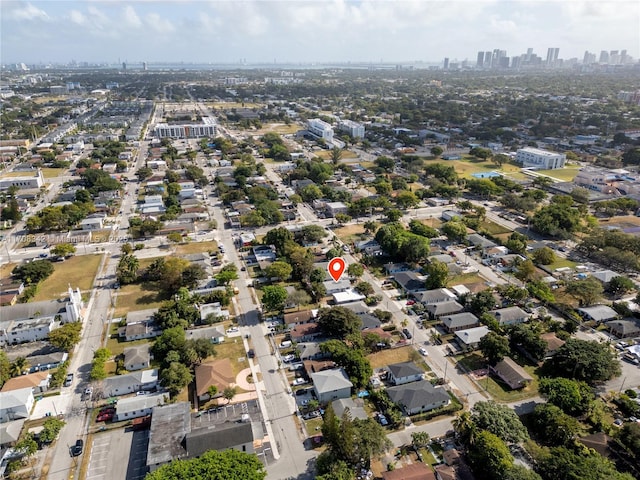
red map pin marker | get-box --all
[328,257,346,282]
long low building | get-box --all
[154,116,217,139]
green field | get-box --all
[535,167,581,182]
[424,157,523,179]
[544,258,578,271]
[478,219,512,235]
[2,168,66,179]
[174,240,219,255]
[33,254,102,301]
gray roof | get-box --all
[394,271,425,292]
[425,301,464,316]
[26,351,68,368]
[185,421,253,456]
[339,301,370,316]
[415,288,456,304]
[387,380,450,411]
[124,344,150,365]
[467,233,497,249]
[0,387,33,409]
[429,254,454,264]
[441,312,479,329]
[360,313,382,330]
[0,419,25,444]
[578,305,618,322]
[331,398,368,420]
[116,393,165,416]
[297,341,323,359]
[185,325,225,341]
[0,299,67,324]
[104,369,158,392]
[126,308,158,325]
[489,306,528,324]
[591,270,619,283]
[310,368,353,394]
[455,326,490,346]
[147,402,191,467]
[606,319,640,336]
[388,361,423,379]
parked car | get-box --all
[247,349,255,358]
[377,414,389,426]
[292,378,308,386]
[282,354,296,363]
[97,412,113,422]
[406,300,416,306]
[71,439,84,456]
[64,373,74,387]
[296,388,310,397]
[226,327,239,334]
[419,347,428,356]
[402,328,412,339]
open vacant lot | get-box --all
[424,157,523,179]
[368,345,418,370]
[599,215,640,229]
[333,223,366,244]
[173,240,218,255]
[255,123,300,135]
[33,254,102,301]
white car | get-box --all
[291,378,308,386]
[419,348,428,356]
[226,327,239,334]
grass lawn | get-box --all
[455,352,486,371]
[599,215,640,228]
[315,150,359,161]
[33,255,102,301]
[368,346,420,370]
[1,262,17,280]
[423,157,523,179]
[174,240,218,255]
[447,272,483,286]
[113,282,166,318]
[536,167,581,182]
[478,220,511,235]
[418,217,443,229]
[213,339,249,377]
[255,123,300,135]
[333,223,367,244]
[305,417,324,435]
[545,258,578,271]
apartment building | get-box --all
[515,147,566,169]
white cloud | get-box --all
[6,2,49,21]
[69,10,87,26]
[145,13,175,33]
[122,5,142,28]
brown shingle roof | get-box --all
[1,371,49,392]
[382,463,435,480]
[194,358,235,397]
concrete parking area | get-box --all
[86,428,149,480]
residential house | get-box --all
[325,202,348,218]
[415,288,457,306]
[467,233,497,251]
[24,352,68,373]
[489,306,529,326]
[0,281,24,306]
[578,305,619,323]
[382,463,436,480]
[425,301,464,319]
[1,371,50,394]
[455,326,490,350]
[429,254,455,264]
[122,322,161,342]
[291,323,322,343]
[606,319,640,339]
[185,325,225,345]
[123,344,151,371]
[198,302,230,323]
[394,271,426,295]
[387,362,424,386]
[0,388,34,423]
[355,239,382,256]
[297,341,329,362]
[441,312,480,333]
[0,419,25,447]
[194,358,235,402]
[332,290,366,305]
[146,402,191,471]
[360,314,382,331]
[441,210,461,221]
[540,332,565,358]
[387,380,450,415]
[284,309,316,329]
[103,369,159,397]
[489,357,533,390]
[434,464,457,480]
[80,217,104,231]
[591,270,619,284]
[310,368,353,403]
[339,301,370,316]
[114,393,165,422]
[384,263,410,275]
[331,398,368,420]
[323,278,351,295]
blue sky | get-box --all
[1,0,638,64]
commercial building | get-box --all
[154,117,217,139]
[307,118,334,143]
[0,169,44,191]
[515,147,566,170]
[337,120,365,139]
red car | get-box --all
[97,412,113,422]
[406,300,416,306]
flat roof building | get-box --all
[154,117,217,139]
[515,147,566,170]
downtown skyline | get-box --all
[1,0,639,65]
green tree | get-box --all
[508,324,546,363]
[335,213,352,225]
[215,268,239,286]
[467,431,513,480]
[532,247,556,265]
[317,307,362,339]
[330,147,344,165]
[465,289,497,315]
[424,260,449,289]
[264,261,293,281]
[430,146,443,157]
[50,242,76,257]
[565,276,603,306]
[354,281,374,296]
[0,351,11,387]
[13,259,54,285]
[9,357,30,377]
[286,289,312,310]
[136,166,153,181]
[538,377,593,416]
[536,446,634,480]
[471,401,529,444]
[347,263,364,278]
[261,285,288,313]
[160,362,192,397]
[223,386,237,404]
[39,417,66,444]
[607,275,636,297]
[530,403,580,446]
[543,338,621,385]
[117,254,140,285]
[15,433,38,459]
[479,331,510,365]
[514,258,536,282]
[453,411,476,446]
[396,191,419,209]
[411,431,430,449]
[48,322,82,352]
[441,219,467,242]
[320,340,372,388]
[144,449,266,480]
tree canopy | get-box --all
[471,401,529,444]
[317,307,362,339]
[542,338,621,385]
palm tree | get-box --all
[10,357,29,377]
[452,411,476,445]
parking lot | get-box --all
[86,428,149,480]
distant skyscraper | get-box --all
[610,50,620,64]
[142,62,148,71]
[485,51,492,67]
[583,51,596,65]
[122,61,127,71]
[621,50,628,64]
[443,57,449,69]
[599,50,610,63]
[546,48,559,65]
[477,51,484,67]
[526,48,533,62]
[511,56,522,69]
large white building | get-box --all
[515,147,566,170]
[307,118,334,143]
[0,169,45,191]
[154,117,217,139]
[337,120,365,139]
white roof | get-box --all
[455,326,490,345]
[332,289,365,304]
[116,393,166,415]
[450,285,470,296]
[0,387,33,409]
